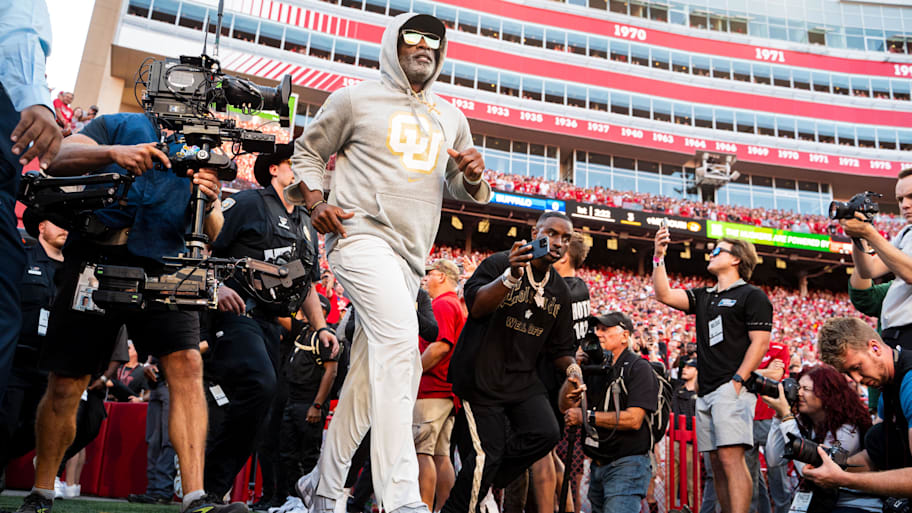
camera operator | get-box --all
[653,229,772,513]
[762,364,882,513]
[201,142,336,500]
[15,111,242,513]
[444,211,576,513]
[840,169,912,349]
[800,317,912,499]
[560,312,659,513]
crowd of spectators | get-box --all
[52,90,97,136]
[425,244,877,375]
[486,170,907,241]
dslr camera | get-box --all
[783,432,849,469]
[828,191,882,222]
[745,372,799,405]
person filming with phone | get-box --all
[444,211,577,513]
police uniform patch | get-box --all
[222,197,236,211]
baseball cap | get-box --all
[400,14,446,40]
[22,207,49,239]
[589,311,635,333]
[425,258,460,282]
[685,359,698,368]
[253,142,294,187]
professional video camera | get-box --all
[17,5,308,314]
[745,372,799,405]
[141,53,290,176]
[783,432,849,468]
[828,191,882,222]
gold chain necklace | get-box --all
[525,263,550,308]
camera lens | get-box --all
[781,377,799,405]
[784,432,823,467]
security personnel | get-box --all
[203,142,339,498]
[0,209,66,468]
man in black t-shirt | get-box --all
[652,231,772,513]
[444,212,576,513]
[560,312,658,513]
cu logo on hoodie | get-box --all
[386,112,444,175]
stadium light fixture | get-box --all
[776,258,787,269]
[846,267,854,275]
[478,219,490,233]
[607,237,618,250]
[680,248,691,259]
[451,216,463,230]
[507,226,517,237]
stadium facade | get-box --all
[75,0,912,289]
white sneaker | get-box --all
[54,477,65,499]
[389,503,430,513]
[480,489,499,513]
[63,483,81,499]
[269,496,307,513]
[295,466,320,509]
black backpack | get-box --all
[608,356,673,447]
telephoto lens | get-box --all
[783,432,849,468]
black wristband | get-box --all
[316,327,335,337]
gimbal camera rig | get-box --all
[18,2,312,314]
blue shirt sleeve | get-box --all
[0,0,53,113]
[901,371,912,424]
[878,394,885,420]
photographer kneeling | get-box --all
[761,364,882,513]
[800,317,912,500]
[559,312,659,513]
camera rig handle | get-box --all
[157,135,237,259]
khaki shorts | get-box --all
[696,381,756,452]
[413,397,455,456]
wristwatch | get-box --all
[732,373,745,385]
[588,409,597,427]
[312,402,323,411]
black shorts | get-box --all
[40,242,201,377]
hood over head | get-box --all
[380,13,447,94]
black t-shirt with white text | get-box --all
[686,281,773,396]
[448,251,575,405]
[565,276,591,348]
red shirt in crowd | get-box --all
[53,98,73,129]
[754,341,791,421]
[315,282,341,325]
[418,290,466,399]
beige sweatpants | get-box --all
[316,235,423,512]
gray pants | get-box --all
[146,384,176,498]
[747,419,791,513]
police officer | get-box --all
[0,209,66,468]
[203,142,339,498]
